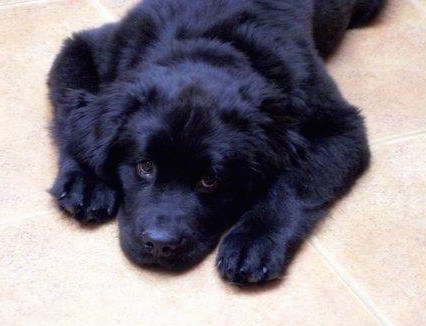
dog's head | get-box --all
[64,63,303,270]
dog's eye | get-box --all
[136,160,155,176]
[197,175,219,193]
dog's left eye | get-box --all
[136,160,155,177]
[197,175,219,193]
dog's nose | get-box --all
[141,230,180,257]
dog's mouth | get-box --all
[120,238,196,270]
[119,233,216,271]
[118,213,220,271]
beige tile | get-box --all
[0,1,114,220]
[99,0,141,17]
[414,0,426,9]
[314,135,426,325]
[0,0,423,323]
[327,0,426,141]
[0,212,378,325]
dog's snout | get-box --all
[141,230,181,257]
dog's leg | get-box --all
[49,153,119,224]
[216,179,323,284]
[48,25,120,224]
[217,99,370,284]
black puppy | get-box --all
[48,0,384,284]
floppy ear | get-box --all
[61,84,141,180]
[48,24,136,181]
[48,24,117,104]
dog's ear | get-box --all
[48,23,119,129]
[62,84,141,180]
[48,23,117,101]
[49,24,126,178]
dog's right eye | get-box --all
[136,160,155,177]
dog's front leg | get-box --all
[216,177,322,285]
[48,24,120,224]
[50,153,119,224]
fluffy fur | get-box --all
[48,0,384,284]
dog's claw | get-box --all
[59,191,67,199]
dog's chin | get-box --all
[119,240,212,271]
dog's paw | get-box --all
[50,171,119,224]
[216,227,286,285]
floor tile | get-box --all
[414,0,426,9]
[0,213,378,325]
[326,0,426,141]
[0,0,423,324]
[314,134,426,325]
[0,1,113,220]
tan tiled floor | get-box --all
[0,0,425,325]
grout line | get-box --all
[0,0,64,9]
[370,130,426,147]
[309,238,392,326]
[87,0,118,21]
[407,0,426,15]
[0,210,56,227]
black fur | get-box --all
[48,0,384,284]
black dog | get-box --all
[48,0,384,284]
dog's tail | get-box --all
[348,0,387,28]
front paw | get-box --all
[216,227,286,285]
[50,170,119,224]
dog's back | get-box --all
[123,0,386,58]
